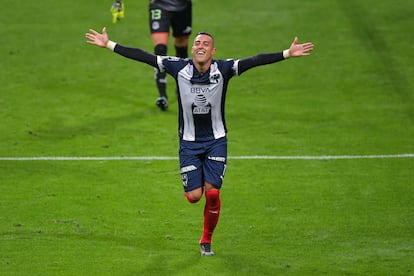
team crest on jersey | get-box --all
[210,73,220,84]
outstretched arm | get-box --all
[85,27,158,67]
[238,37,314,75]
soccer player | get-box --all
[148,0,192,111]
[85,27,314,256]
[111,0,124,24]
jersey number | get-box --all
[151,9,162,20]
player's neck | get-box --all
[193,60,212,75]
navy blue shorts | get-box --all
[179,137,227,192]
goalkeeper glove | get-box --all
[111,0,125,24]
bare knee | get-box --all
[184,187,203,203]
[151,32,169,46]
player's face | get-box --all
[192,34,216,64]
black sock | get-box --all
[175,46,188,58]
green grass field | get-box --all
[1,0,413,275]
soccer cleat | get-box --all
[200,243,214,256]
[111,0,124,24]
[155,96,168,111]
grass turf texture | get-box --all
[0,0,413,275]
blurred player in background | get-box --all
[111,0,124,24]
[85,27,314,256]
[110,0,192,110]
[149,0,192,111]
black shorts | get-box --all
[149,3,192,37]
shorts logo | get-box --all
[180,165,196,187]
[208,156,226,163]
[182,26,192,34]
[181,173,188,187]
[180,165,197,173]
[152,21,160,31]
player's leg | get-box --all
[199,137,227,256]
[179,140,204,203]
[199,183,221,256]
[171,3,192,58]
[151,33,169,110]
[149,5,170,110]
[174,36,190,58]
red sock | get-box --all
[200,189,221,244]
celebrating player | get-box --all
[85,27,314,256]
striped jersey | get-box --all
[157,56,238,141]
[112,43,285,142]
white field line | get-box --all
[0,153,413,161]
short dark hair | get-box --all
[195,32,215,46]
[196,31,214,39]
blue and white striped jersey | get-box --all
[157,56,239,141]
[112,43,285,142]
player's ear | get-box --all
[212,47,216,55]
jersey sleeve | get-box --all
[237,52,285,75]
[158,56,189,78]
[216,59,238,78]
[113,44,158,68]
